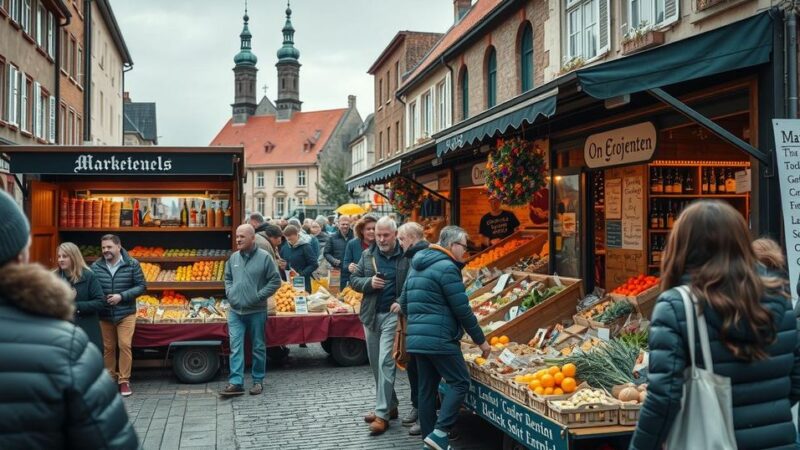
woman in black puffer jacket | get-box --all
[631,201,800,450]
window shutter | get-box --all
[19,71,27,132]
[663,0,679,26]
[49,96,56,143]
[48,13,54,58]
[32,81,39,138]
[6,65,14,125]
[599,0,611,54]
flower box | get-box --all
[622,30,665,55]
[696,0,725,11]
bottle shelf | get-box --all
[85,255,229,263]
[60,227,232,233]
[649,194,748,199]
[649,229,671,233]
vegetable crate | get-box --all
[610,284,659,319]
[475,275,536,326]
[618,402,641,426]
[573,297,635,334]
[465,230,548,271]
[500,378,534,406]
[526,390,569,415]
[484,273,583,344]
[546,402,619,429]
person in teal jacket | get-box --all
[342,216,376,288]
[399,226,491,450]
[280,225,318,293]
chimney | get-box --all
[454,0,471,22]
[348,95,357,110]
[123,91,131,103]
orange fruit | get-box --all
[544,387,554,395]
[498,335,510,345]
[534,369,546,379]
[534,386,544,395]
[553,387,564,395]
[561,363,577,378]
[540,374,555,388]
[529,379,542,389]
[548,366,560,375]
[554,372,565,386]
[561,377,577,393]
[490,337,499,346]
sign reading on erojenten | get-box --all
[584,122,657,169]
[9,152,235,176]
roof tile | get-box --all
[210,108,348,167]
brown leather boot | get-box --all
[369,417,389,435]
[364,408,398,423]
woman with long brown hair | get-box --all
[56,242,106,351]
[341,215,378,288]
[631,201,800,450]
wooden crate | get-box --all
[618,402,641,426]
[475,275,538,324]
[610,285,659,319]
[484,274,584,344]
[465,230,548,271]
[546,402,619,428]
[526,391,570,415]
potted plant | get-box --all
[559,56,586,75]
[621,22,665,55]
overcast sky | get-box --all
[110,0,454,146]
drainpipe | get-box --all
[788,5,798,118]
[84,0,91,143]
[55,13,71,145]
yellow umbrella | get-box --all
[335,203,367,215]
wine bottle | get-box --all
[716,168,725,193]
[667,202,675,228]
[701,169,709,194]
[664,170,673,194]
[725,168,736,193]
[709,169,717,194]
[650,168,658,194]
[672,169,682,194]
[190,200,198,227]
[684,170,693,193]
[216,203,224,228]
[656,169,664,193]
[200,201,207,227]
[180,199,189,227]
[658,205,666,229]
[651,204,660,229]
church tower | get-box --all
[275,1,302,120]
[232,6,258,124]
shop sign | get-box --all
[772,119,800,300]
[472,162,488,185]
[8,152,235,176]
[452,380,568,450]
[584,122,657,169]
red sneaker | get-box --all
[119,382,132,397]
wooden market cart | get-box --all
[1,146,367,382]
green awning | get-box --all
[436,89,558,157]
[577,11,774,99]
[346,159,401,191]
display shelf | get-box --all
[147,282,224,291]
[60,227,232,232]
[649,194,748,199]
[648,229,670,233]
[85,255,229,263]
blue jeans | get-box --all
[228,310,267,386]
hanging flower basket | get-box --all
[485,138,547,206]
[388,176,423,215]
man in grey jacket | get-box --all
[220,224,282,397]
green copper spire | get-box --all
[277,0,300,62]
[234,2,257,66]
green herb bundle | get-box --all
[548,339,639,391]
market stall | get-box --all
[2,146,368,383]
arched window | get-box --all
[520,24,534,92]
[486,48,497,108]
[460,68,469,120]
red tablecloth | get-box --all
[132,314,365,348]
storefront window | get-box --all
[553,173,581,278]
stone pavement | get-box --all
[125,345,504,450]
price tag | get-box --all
[492,274,512,295]
[465,279,484,297]
[553,272,564,287]
[506,306,520,321]
[292,275,306,291]
[499,348,522,368]
[597,327,611,341]
[294,296,308,314]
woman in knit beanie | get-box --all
[0,190,138,449]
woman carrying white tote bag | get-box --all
[629,201,800,450]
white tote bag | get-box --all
[665,286,737,450]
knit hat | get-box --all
[0,190,30,265]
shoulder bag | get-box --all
[666,286,737,450]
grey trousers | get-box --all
[364,311,399,420]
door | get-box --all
[551,170,584,279]
[29,181,59,267]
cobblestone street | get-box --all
[125,345,503,450]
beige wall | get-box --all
[402,65,451,152]
[244,166,319,218]
[90,1,123,145]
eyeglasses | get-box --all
[452,242,468,250]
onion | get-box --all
[618,386,640,402]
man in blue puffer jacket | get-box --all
[400,226,491,450]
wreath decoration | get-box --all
[388,176,423,215]
[485,138,547,206]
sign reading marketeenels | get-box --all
[584,122,657,169]
[9,151,236,176]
